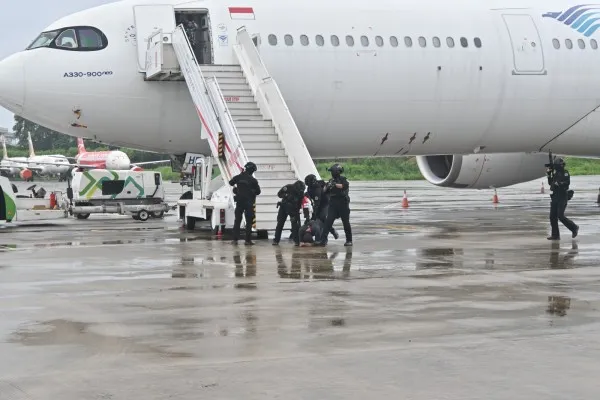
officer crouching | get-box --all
[547,157,579,240]
[319,163,353,246]
[273,180,306,246]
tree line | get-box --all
[9,116,170,163]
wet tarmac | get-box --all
[2,177,600,399]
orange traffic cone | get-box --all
[492,189,499,204]
[402,190,409,208]
[541,182,545,194]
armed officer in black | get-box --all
[229,161,261,245]
[547,157,579,240]
[273,180,306,246]
[319,164,352,246]
[305,174,339,244]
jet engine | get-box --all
[416,152,548,189]
[19,168,33,181]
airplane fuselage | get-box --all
[1,0,600,160]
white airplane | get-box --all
[24,132,72,180]
[0,135,29,179]
[0,0,599,191]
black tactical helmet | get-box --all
[554,157,565,167]
[294,180,306,193]
[244,161,257,174]
[304,174,317,186]
[328,163,344,175]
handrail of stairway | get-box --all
[171,25,238,184]
[233,26,320,181]
[205,77,249,176]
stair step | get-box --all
[254,171,297,180]
[255,163,293,172]
[246,148,287,157]
[230,109,262,116]
[202,71,244,79]
[234,120,273,128]
[227,102,259,110]
[200,64,242,72]
[252,156,290,164]
[242,141,283,150]
[232,115,266,121]
[212,77,247,85]
[237,133,278,142]
[221,89,252,97]
[256,178,297,188]
[224,95,255,104]
[236,126,276,135]
[219,83,251,91]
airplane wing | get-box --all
[131,159,172,167]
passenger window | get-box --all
[553,38,560,49]
[578,38,585,49]
[361,36,369,46]
[446,37,455,48]
[404,36,413,47]
[284,34,293,46]
[565,39,573,49]
[375,36,384,47]
[433,37,441,48]
[418,36,426,47]
[268,34,277,46]
[77,27,104,49]
[300,34,309,46]
[592,39,598,49]
[331,35,340,46]
[56,29,78,49]
[460,37,468,47]
[346,35,354,46]
[316,35,324,46]
[390,36,398,47]
[474,37,482,48]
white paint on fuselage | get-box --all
[1,0,600,158]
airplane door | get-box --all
[133,5,176,71]
[502,14,546,75]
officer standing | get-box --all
[319,164,352,246]
[229,162,261,245]
[304,174,339,243]
[547,157,579,240]
[272,180,305,246]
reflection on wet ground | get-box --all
[2,178,600,398]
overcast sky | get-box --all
[0,0,117,132]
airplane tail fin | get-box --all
[27,132,35,158]
[77,137,87,155]
[1,135,7,160]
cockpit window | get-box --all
[27,30,60,49]
[78,28,104,48]
[56,29,78,49]
[26,26,107,51]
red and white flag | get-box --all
[229,7,255,20]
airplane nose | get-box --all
[0,53,25,114]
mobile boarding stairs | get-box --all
[143,25,319,236]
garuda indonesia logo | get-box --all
[543,4,600,36]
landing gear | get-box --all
[75,213,90,220]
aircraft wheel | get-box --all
[137,210,149,222]
[75,213,90,220]
[151,211,165,219]
[186,217,196,230]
